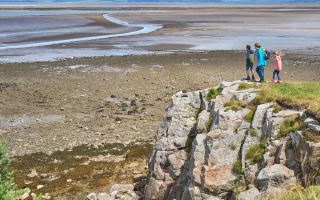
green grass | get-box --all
[230,143,237,150]
[33,194,42,200]
[206,88,221,100]
[272,103,282,113]
[271,185,320,200]
[194,108,201,121]
[260,82,320,114]
[238,82,258,91]
[232,160,242,175]
[224,99,246,111]
[206,117,213,133]
[0,141,15,200]
[246,129,257,137]
[277,115,304,139]
[246,142,267,164]
[244,110,255,123]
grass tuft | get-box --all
[206,117,213,132]
[246,129,257,137]
[272,103,282,113]
[194,108,201,121]
[246,142,267,164]
[271,185,320,200]
[302,130,319,142]
[277,115,304,139]
[238,82,258,91]
[231,143,237,150]
[232,160,242,175]
[244,110,255,123]
[206,88,221,100]
[224,99,246,111]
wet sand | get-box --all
[1,4,320,62]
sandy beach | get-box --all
[0,3,320,199]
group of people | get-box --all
[244,43,282,83]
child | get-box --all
[245,45,255,80]
[272,51,283,83]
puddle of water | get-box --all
[12,143,153,198]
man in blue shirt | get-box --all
[254,43,267,82]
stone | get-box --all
[236,186,261,200]
[256,164,296,192]
[173,136,188,149]
[87,193,97,200]
[244,164,259,185]
[41,193,51,200]
[252,102,273,130]
[36,185,45,190]
[203,164,237,197]
[197,110,210,133]
[219,108,250,131]
[18,188,31,200]
[95,193,110,200]
[308,124,320,132]
[27,169,38,178]
[40,173,49,179]
[304,118,319,126]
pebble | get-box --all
[66,179,72,183]
[27,169,38,178]
[42,193,51,199]
[36,185,45,190]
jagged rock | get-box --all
[109,184,138,200]
[173,136,188,149]
[308,124,320,132]
[252,102,273,131]
[197,110,210,133]
[145,80,319,200]
[304,118,319,126]
[202,164,236,197]
[219,108,250,131]
[236,186,261,200]
[261,108,273,139]
[233,89,257,102]
[145,177,164,199]
[220,83,239,96]
[244,164,259,185]
[168,150,188,177]
[256,164,296,192]
[145,90,201,199]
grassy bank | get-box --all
[257,82,320,116]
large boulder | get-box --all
[256,164,296,192]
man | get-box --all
[254,43,267,82]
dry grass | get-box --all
[272,185,320,200]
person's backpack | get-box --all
[263,48,271,60]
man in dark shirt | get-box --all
[245,45,255,80]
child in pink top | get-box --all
[272,51,283,83]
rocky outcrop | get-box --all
[142,80,320,200]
